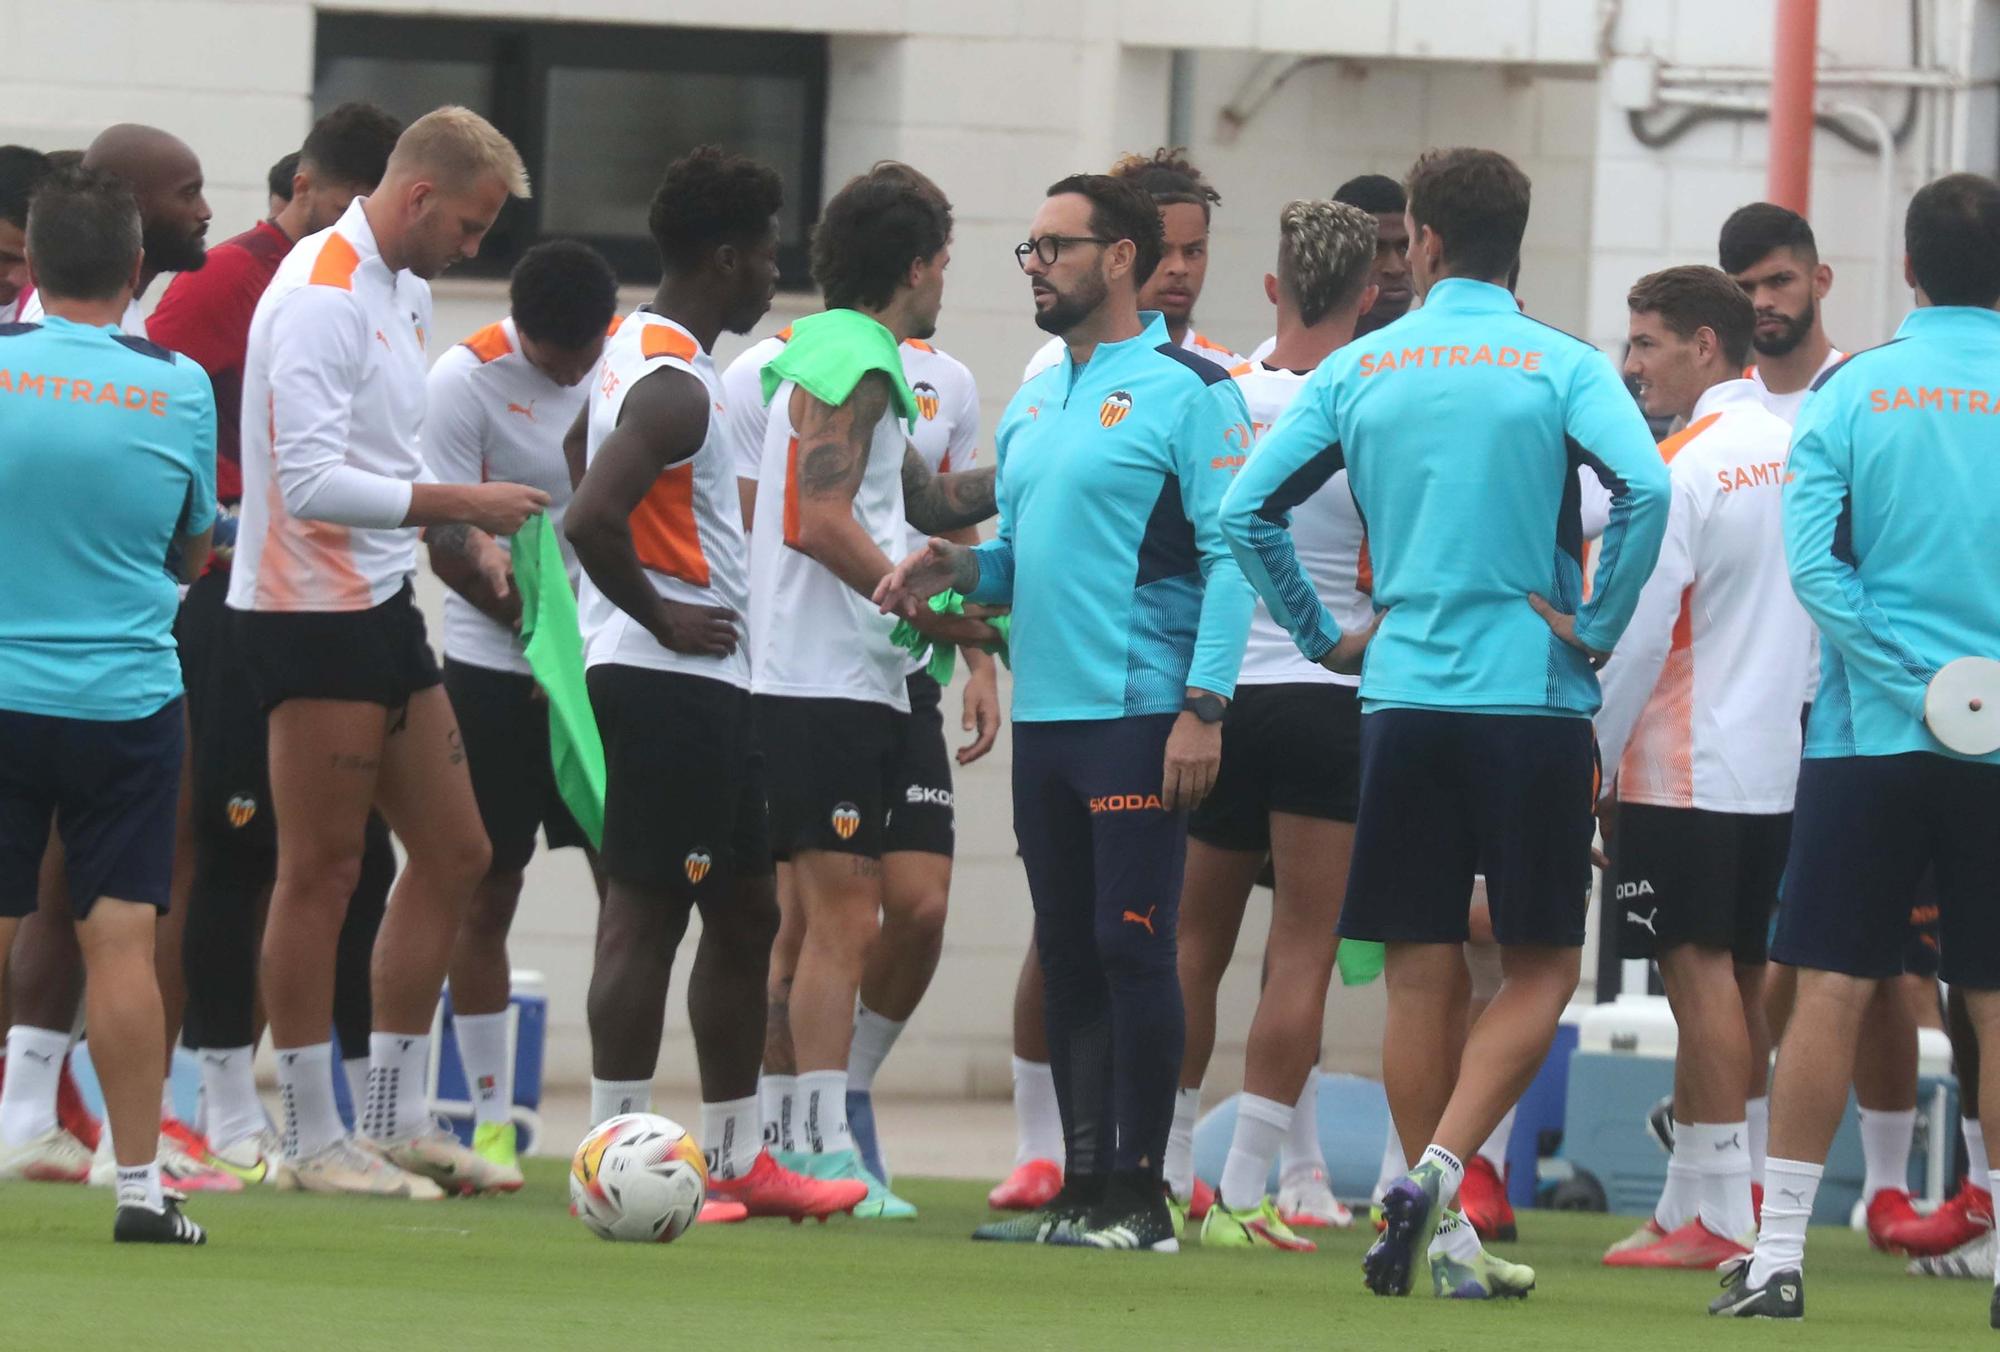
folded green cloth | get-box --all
[889,590,1010,685]
[1338,939,1385,986]
[759,308,918,429]
[511,514,605,850]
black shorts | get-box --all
[756,694,907,859]
[0,700,184,919]
[179,568,275,851]
[1188,682,1360,850]
[1613,805,1790,964]
[1773,754,2000,988]
[885,672,955,858]
[234,580,442,713]
[1340,708,1595,947]
[589,664,769,890]
[445,658,590,872]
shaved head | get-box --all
[82,123,210,278]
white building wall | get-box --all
[5,0,1996,1099]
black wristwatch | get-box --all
[1182,692,1226,724]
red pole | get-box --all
[1768,0,1820,212]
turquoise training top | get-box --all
[1786,305,2000,764]
[0,316,217,721]
[970,311,1256,722]
[1218,279,1669,717]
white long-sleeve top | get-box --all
[1593,379,1815,813]
[228,196,435,613]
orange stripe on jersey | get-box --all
[1622,587,1696,803]
[254,395,371,609]
[1355,528,1374,597]
[629,463,710,587]
[640,323,698,364]
[782,436,803,546]
[1227,361,1253,377]
[776,325,794,342]
[606,315,624,338]
[463,322,513,363]
[1191,332,1232,353]
[903,338,934,353]
[308,233,361,291]
[1656,411,1720,465]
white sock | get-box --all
[1279,1071,1325,1174]
[361,1032,430,1146]
[1010,1057,1062,1166]
[759,1074,796,1153]
[1419,1144,1466,1210]
[276,1043,345,1160]
[590,1078,651,1126]
[1429,1207,1484,1260]
[1690,1120,1755,1240]
[847,1003,905,1094]
[700,1096,759,1182]
[1479,1104,1516,1171]
[161,1079,176,1120]
[341,1057,369,1124]
[1656,1123,1700,1230]
[197,1046,265,1151]
[115,1162,164,1212]
[0,1026,67,1146]
[1746,1095,1770,1185]
[1164,1086,1201,1199]
[454,1012,513,1127]
[1220,1093,1290,1211]
[798,1070,850,1153]
[1748,1157,1823,1284]
[1858,1106,1916,1202]
[1374,1124,1407,1200]
[1965,1120,1992,1186]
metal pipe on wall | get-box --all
[1769,0,1823,210]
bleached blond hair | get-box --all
[1278,199,1376,325]
[388,105,531,198]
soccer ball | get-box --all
[569,1113,708,1242]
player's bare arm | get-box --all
[562,402,590,492]
[566,366,740,658]
[900,445,996,535]
[425,522,520,630]
[404,480,548,536]
[792,374,997,647]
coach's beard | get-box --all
[1751,299,1815,358]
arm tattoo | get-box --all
[794,377,891,502]
[427,521,475,559]
[902,447,997,534]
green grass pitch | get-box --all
[2,1162,1985,1350]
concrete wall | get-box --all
[7,0,1998,1100]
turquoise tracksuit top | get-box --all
[1218,279,1669,716]
[1787,306,2000,764]
[970,311,1256,722]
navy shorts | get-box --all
[1341,708,1596,946]
[1613,806,1790,964]
[1011,714,1185,947]
[0,699,185,920]
[1773,754,2000,988]
[1187,682,1361,850]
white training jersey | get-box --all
[1749,347,1843,701]
[229,197,433,613]
[749,375,912,711]
[1021,325,1241,382]
[1228,359,1370,687]
[576,309,749,689]
[1593,379,1815,814]
[423,315,595,675]
[1746,347,1846,426]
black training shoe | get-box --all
[114,1197,207,1246]
[1709,1258,1801,1320]
[1053,1173,1179,1253]
[972,1180,1100,1244]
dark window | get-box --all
[312,14,827,286]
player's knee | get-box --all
[885,885,947,946]
[466,870,524,941]
[1094,911,1175,983]
[281,846,366,909]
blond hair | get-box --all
[1278,199,1376,325]
[388,106,530,198]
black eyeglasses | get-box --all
[1015,235,1116,269]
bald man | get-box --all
[19,126,209,335]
